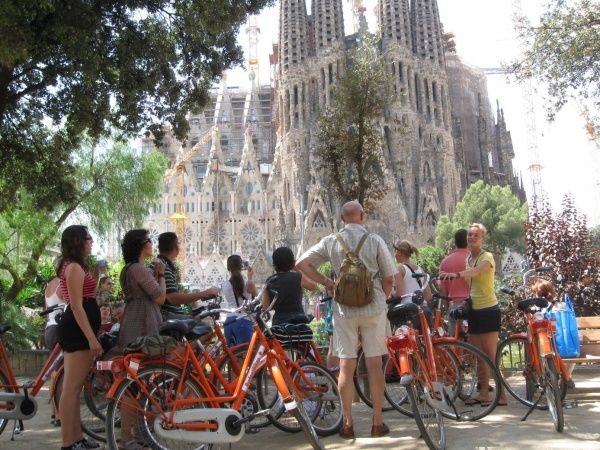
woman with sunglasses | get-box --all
[117,229,166,351]
[56,225,102,450]
[116,229,166,450]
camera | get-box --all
[242,260,250,269]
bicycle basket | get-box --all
[271,323,313,347]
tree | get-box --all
[590,224,600,248]
[435,180,528,256]
[315,33,391,209]
[508,0,600,128]
[0,0,273,213]
[0,139,167,302]
[415,245,446,277]
[525,195,600,314]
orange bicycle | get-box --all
[0,304,109,442]
[497,267,570,432]
[102,288,340,450]
[384,275,502,424]
[385,293,446,450]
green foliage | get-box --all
[498,274,528,335]
[0,302,40,353]
[590,224,600,248]
[308,319,329,347]
[525,195,600,314]
[507,0,600,129]
[415,246,446,276]
[0,140,167,302]
[0,0,273,213]
[434,180,528,255]
[315,33,391,209]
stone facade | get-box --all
[136,0,524,288]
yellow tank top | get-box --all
[468,251,497,310]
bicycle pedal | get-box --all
[563,399,578,409]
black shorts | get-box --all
[44,325,60,350]
[57,299,101,353]
[468,304,501,334]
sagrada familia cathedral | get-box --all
[128,0,525,287]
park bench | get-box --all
[562,316,600,366]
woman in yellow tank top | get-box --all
[440,223,507,405]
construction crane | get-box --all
[163,126,214,273]
[511,0,544,210]
[482,65,544,209]
[346,0,366,33]
[246,15,260,88]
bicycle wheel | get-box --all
[383,353,412,417]
[354,349,394,411]
[105,365,212,450]
[216,344,270,430]
[266,358,324,450]
[434,341,500,421]
[289,399,325,450]
[53,368,107,442]
[293,362,342,436]
[543,356,564,432]
[406,379,446,450]
[496,336,546,409]
[0,370,14,436]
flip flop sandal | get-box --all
[464,398,491,407]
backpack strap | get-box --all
[335,232,369,256]
[403,264,422,288]
[354,232,370,255]
[335,233,352,255]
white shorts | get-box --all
[332,310,390,359]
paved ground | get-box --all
[2,370,600,450]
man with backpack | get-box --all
[296,201,397,439]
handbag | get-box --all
[545,294,580,358]
[123,335,178,356]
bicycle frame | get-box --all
[386,304,441,400]
[0,341,63,397]
[510,310,570,385]
[105,317,317,434]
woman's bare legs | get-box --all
[469,332,507,403]
[59,349,93,446]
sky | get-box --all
[225,0,600,226]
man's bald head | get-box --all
[341,201,364,224]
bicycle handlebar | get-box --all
[39,304,65,317]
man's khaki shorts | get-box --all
[332,310,390,358]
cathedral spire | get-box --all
[237,127,260,179]
[312,0,344,55]
[378,0,412,50]
[279,0,309,74]
[410,0,445,66]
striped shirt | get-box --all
[151,255,183,314]
[59,261,97,303]
[298,223,397,319]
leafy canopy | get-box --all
[0,0,273,212]
[525,195,600,314]
[508,0,600,128]
[435,180,528,255]
[0,139,167,302]
[315,33,391,209]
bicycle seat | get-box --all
[159,319,212,340]
[286,314,313,324]
[0,323,11,335]
[387,302,420,328]
[517,297,549,311]
[161,304,185,313]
